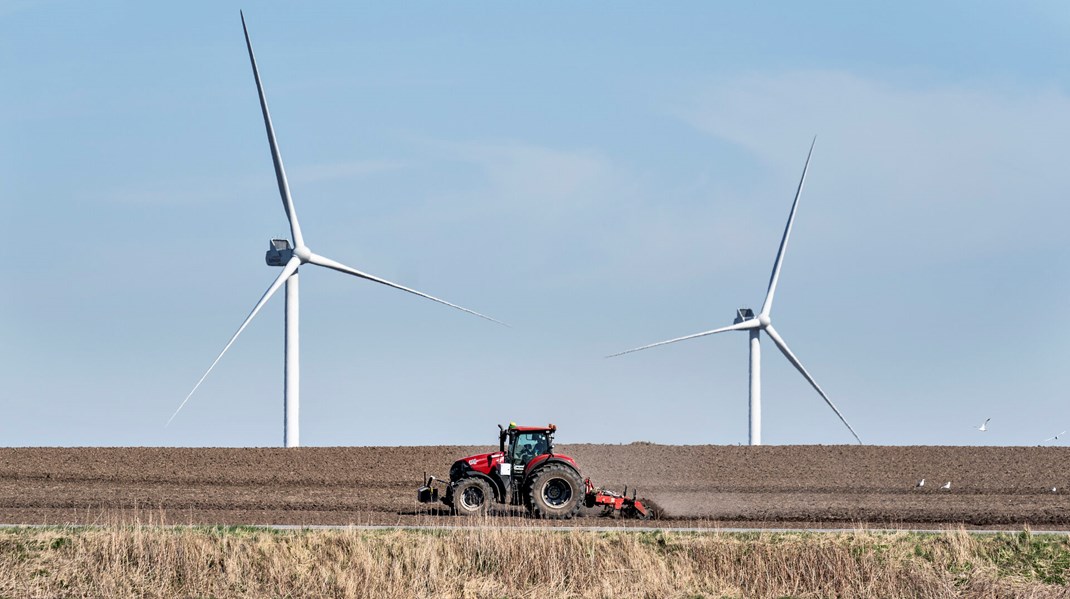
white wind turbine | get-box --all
[608,139,861,446]
[169,13,502,447]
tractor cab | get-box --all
[500,423,555,475]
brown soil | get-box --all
[1,445,1068,528]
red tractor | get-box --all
[417,423,652,519]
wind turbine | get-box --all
[169,12,502,447]
[608,139,861,446]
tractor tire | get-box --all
[450,477,492,516]
[523,464,583,520]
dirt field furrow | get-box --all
[2,445,1068,528]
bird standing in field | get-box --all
[976,418,990,432]
[915,479,925,488]
[941,481,951,490]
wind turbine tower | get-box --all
[609,139,861,446]
[169,13,502,446]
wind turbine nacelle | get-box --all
[734,308,754,324]
[265,239,294,266]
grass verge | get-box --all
[1,524,1068,598]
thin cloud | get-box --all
[92,159,405,206]
[384,137,770,288]
[291,159,407,184]
[674,70,1070,260]
[415,138,618,219]
[91,173,265,207]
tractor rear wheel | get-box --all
[524,464,583,519]
[451,477,492,516]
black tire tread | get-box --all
[523,463,583,520]
[450,477,492,516]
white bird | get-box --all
[941,481,951,490]
[1052,487,1058,494]
[976,418,990,432]
[915,479,925,488]
[1043,431,1066,443]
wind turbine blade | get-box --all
[306,252,506,325]
[168,256,301,427]
[606,319,759,358]
[764,324,862,444]
[240,11,304,248]
[760,137,816,318]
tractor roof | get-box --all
[507,423,557,434]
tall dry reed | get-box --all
[1,523,1067,598]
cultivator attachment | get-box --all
[583,478,654,519]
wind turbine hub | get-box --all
[758,313,771,328]
[294,245,313,263]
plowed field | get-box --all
[2,446,1068,528]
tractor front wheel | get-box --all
[451,477,492,516]
[524,464,583,519]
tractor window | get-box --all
[510,432,549,466]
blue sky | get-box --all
[2,2,1068,447]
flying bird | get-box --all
[1043,431,1066,443]
[915,479,925,488]
[976,418,990,432]
[941,481,951,490]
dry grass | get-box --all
[1,523,1068,598]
